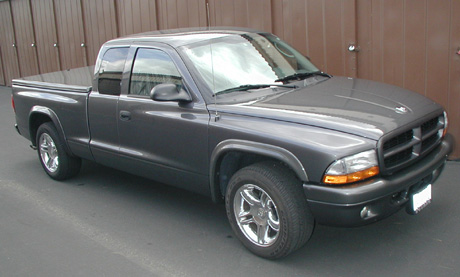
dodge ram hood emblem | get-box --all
[395,106,408,114]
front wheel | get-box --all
[36,122,81,180]
[225,162,314,259]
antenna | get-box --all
[206,2,219,121]
[206,2,211,30]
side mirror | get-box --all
[150,83,192,102]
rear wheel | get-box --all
[36,122,81,180]
[225,162,314,259]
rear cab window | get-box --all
[97,47,129,95]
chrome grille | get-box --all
[379,113,445,174]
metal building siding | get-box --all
[270,0,357,77]
[0,1,20,86]
[117,0,158,36]
[0,50,4,85]
[449,1,460,153]
[54,0,87,69]
[30,0,60,74]
[82,0,118,65]
[355,0,459,159]
[0,0,458,158]
[10,0,39,77]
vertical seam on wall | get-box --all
[165,0,170,29]
[28,0,40,74]
[305,0,309,57]
[355,0,359,77]
[51,0,61,70]
[269,0,274,33]
[0,46,5,84]
[79,0,88,66]
[447,0,452,108]
[402,0,406,88]
[113,0,120,37]
[369,0,373,80]
[322,0,327,71]
[424,0,428,96]
[341,0,345,75]
[204,0,209,27]
[267,0,272,32]
[282,0,286,39]
[245,0,248,27]
[8,0,22,77]
[380,0,384,82]
[154,0,160,30]
[178,0,183,28]
[233,0,236,26]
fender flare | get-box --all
[209,139,308,202]
[29,106,73,155]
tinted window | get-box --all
[98,47,129,95]
[130,48,183,96]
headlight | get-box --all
[323,150,379,185]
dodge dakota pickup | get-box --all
[12,28,453,259]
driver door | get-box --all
[116,46,210,191]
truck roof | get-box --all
[105,27,263,48]
[12,28,262,92]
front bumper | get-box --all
[303,134,454,227]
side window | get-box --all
[130,48,183,96]
[98,47,129,95]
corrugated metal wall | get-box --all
[356,0,460,159]
[0,0,459,158]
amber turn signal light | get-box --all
[442,111,448,138]
[323,166,380,185]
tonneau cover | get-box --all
[12,66,94,93]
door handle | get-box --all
[119,111,131,121]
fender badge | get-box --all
[395,106,408,114]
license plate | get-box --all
[408,184,432,214]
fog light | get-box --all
[360,206,377,219]
[360,206,370,219]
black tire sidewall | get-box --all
[36,123,75,180]
[225,163,313,259]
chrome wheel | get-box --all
[39,133,59,173]
[234,184,280,247]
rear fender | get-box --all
[29,106,73,155]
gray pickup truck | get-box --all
[12,28,453,259]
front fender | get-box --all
[209,139,308,202]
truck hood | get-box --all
[213,77,443,140]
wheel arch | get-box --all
[210,139,308,203]
[29,106,73,155]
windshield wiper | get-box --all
[214,84,297,96]
[275,71,331,83]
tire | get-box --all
[36,122,81,180]
[225,162,314,259]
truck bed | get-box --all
[12,66,94,161]
[12,66,94,93]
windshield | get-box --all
[180,33,319,99]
